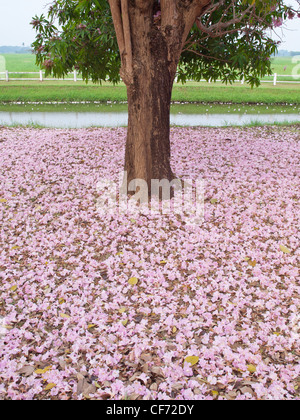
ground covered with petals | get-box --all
[0,126,299,400]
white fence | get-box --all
[0,70,299,85]
[0,70,81,82]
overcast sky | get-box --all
[0,0,299,50]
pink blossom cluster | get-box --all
[0,126,299,400]
[272,17,284,27]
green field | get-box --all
[269,56,299,76]
[0,80,299,104]
[1,54,40,73]
[0,54,300,104]
[1,53,299,79]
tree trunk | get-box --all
[122,10,180,198]
[109,0,211,198]
[124,63,175,196]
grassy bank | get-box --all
[2,122,299,130]
[1,80,300,104]
[0,101,299,113]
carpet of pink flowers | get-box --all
[0,126,299,400]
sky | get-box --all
[0,0,299,51]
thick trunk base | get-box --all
[123,27,176,200]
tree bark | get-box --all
[125,57,175,196]
[115,1,210,197]
[122,7,180,197]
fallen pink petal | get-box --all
[0,126,299,400]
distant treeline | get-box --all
[0,46,32,54]
[276,50,300,57]
[0,45,299,57]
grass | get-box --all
[221,121,300,128]
[1,54,40,73]
[0,80,300,104]
[1,53,299,77]
[0,121,45,129]
[2,120,299,130]
[172,82,300,104]
[0,102,299,114]
[270,56,299,75]
[0,54,300,104]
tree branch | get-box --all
[161,0,177,29]
[108,0,134,84]
[108,0,125,55]
[121,0,133,76]
[184,48,229,63]
[180,0,213,47]
[196,3,254,37]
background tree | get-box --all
[32,0,299,195]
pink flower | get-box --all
[272,17,283,28]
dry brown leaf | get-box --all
[171,382,184,391]
[240,386,255,396]
[18,365,35,377]
[129,372,142,382]
[141,363,149,373]
[151,366,164,377]
[225,391,237,400]
[140,353,152,362]
[77,378,96,396]
[100,393,111,400]
[150,383,158,391]
[128,393,140,400]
